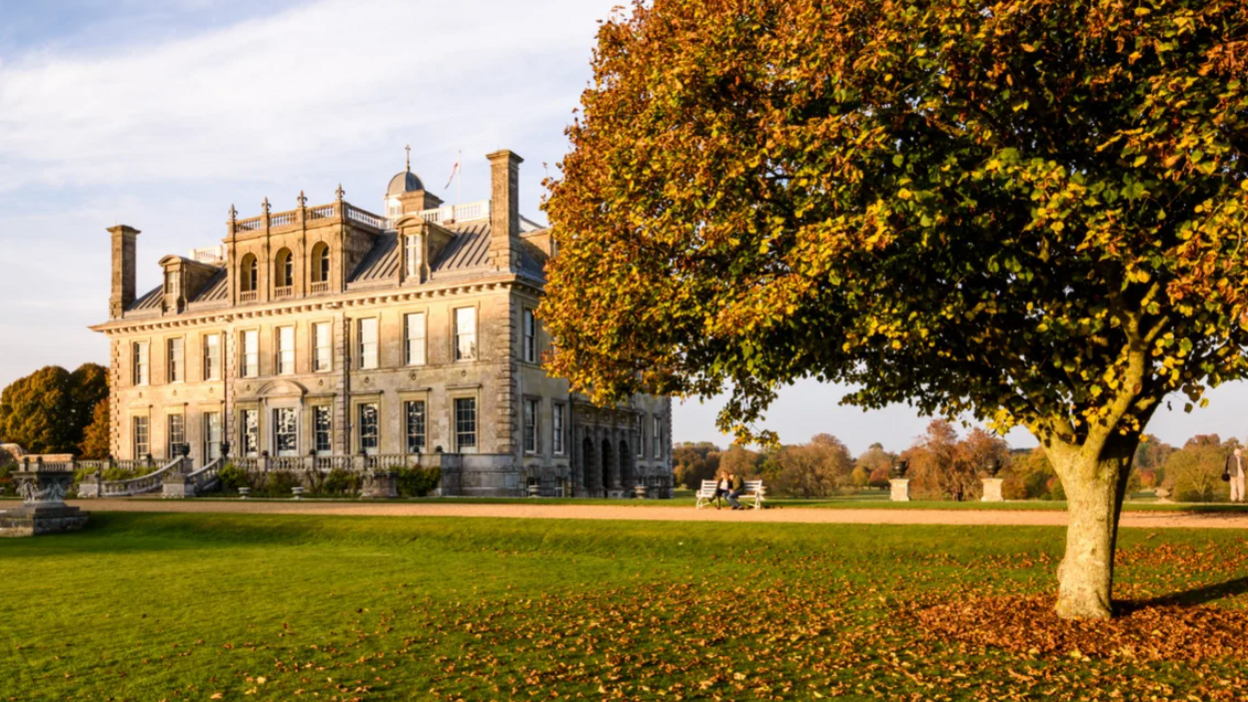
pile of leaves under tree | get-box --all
[0,364,108,455]
[542,0,1248,619]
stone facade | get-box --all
[90,150,674,497]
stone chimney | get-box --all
[108,225,140,318]
[487,149,523,271]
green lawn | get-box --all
[2,513,1247,701]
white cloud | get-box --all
[0,0,612,191]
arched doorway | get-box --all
[601,439,615,493]
[619,441,634,493]
[582,437,597,495]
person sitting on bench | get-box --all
[725,472,744,510]
[712,471,730,509]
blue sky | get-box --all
[0,0,1243,455]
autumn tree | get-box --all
[672,441,722,489]
[0,364,109,455]
[542,0,1248,619]
[1164,434,1237,501]
[79,399,111,460]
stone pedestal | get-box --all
[0,467,89,537]
[162,473,197,499]
[360,470,398,499]
[980,477,1004,502]
[889,478,911,502]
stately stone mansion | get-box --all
[90,149,673,497]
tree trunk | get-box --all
[1050,434,1137,620]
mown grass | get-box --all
[2,513,1247,701]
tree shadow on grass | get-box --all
[1124,575,1248,610]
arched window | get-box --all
[274,248,294,289]
[239,254,258,293]
[310,243,330,284]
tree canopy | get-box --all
[542,0,1248,619]
[0,364,109,455]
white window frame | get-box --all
[203,334,221,381]
[405,312,427,366]
[453,397,477,452]
[358,402,380,455]
[523,308,537,363]
[204,412,222,462]
[167,413,185,460]
[312,322,332,373]
[132,415,149,459]
[276,326,295,376]
[272,407,298,457]
[454,307,477,362]
[405,234,421,277]
[167,337,184,384]
[553,402,566,456]
[523,398,540,455]
[133,341,149,387]
[240,409,259,457]
[241,330,259,378]
[358,317,379,370]
[405,400,427,455]
[313,405,332,455]
[653,416,663,459]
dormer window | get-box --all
[405,234,421,278]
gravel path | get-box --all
[65,499,1248,530]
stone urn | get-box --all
[0,463,89,537]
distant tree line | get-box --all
[675,421,1246,503]
[0,364,110,459]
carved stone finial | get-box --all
[405,144,411,172]
[336,184,346,201]
[298,190,307,207]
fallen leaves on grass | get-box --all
[913,595,1248,662]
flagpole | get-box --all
[457,149,462,206]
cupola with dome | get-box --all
[384,145,442,218]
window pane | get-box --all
[359,318,378,369]
[274,408,297,456]
[167,414,185,459]
[406,401,426,454]
[313,323,332,372]
[455,307,477,361]
[553,404,565,455]
[405,313,426,366]
[278,327,294,375]
[454,398,477,450]
[523,309,536,363]
[359,403,379,454]
[243,331,259,377]
[523,399,537,453]
[134,342,149,386]
[133,416,149,458]
[204,334,221,381]
[168,338,184,383]
[204,412,222,461]
[406,235,420,277]
[241,410,258,456]
[314,406,332,454]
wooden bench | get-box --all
[740,480,766,510]
[695,480,721,509]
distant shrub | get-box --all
[320,468,359,496]
[259,470,302,497]
[396,465,441,497]
[217,463,252,492]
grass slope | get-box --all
[1,513,1246,700]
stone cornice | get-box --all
[91,275,542,337]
